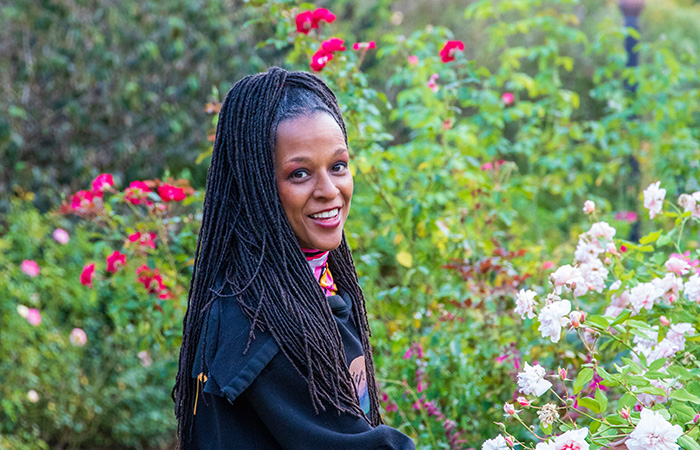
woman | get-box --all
[173,67,414,449]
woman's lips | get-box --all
[308,207,342,228]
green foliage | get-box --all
[3,0,700,447]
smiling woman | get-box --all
[172,67,414,449]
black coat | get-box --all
[189,276,415,450]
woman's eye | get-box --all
[291,170,309,179]
[332,162,348,172]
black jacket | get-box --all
[189,278,415,450]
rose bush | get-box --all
[489,187,700,449]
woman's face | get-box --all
[274,112,353,252]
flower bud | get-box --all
[583,200,595,215]
[606,242,617,255]
[505,435,514,447]
[660,315,670,326]
[620,406,630,419]
[516,396,530,407]
[570,311,583,328]
[558,367,567,380]
[566,398,575,407]
[604,257,612,265]
[503,403,516,415]
[694,413,700,424]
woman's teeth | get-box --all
[310,208,339,219]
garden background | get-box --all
[2,0,700,448]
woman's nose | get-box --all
[314,172,340,199]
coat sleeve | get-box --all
[239,351,416,450]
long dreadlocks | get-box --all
[172,67,384,446]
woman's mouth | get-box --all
[308,208,342,228]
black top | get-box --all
[189,277,415,450]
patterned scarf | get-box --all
[302,248,338,297]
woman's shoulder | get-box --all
[192,272,279,402]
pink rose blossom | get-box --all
[501,92,514,105]
[664,255,691,275]
[643,181,666,219]
[20,260,40,277]
[614,210,638,223]
[70,328,87,346]
[91,173,114,196]
[53,228,70,244]
[627,408,682,450]
[26,308,42,326]
[408,55,419,65]
[427,73,439,93]
[582,200,595,214]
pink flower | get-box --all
[53,228,70,244]
[70,328,87,346]
[481,162,493,171]
[20,260,40,277]
[516,396,530,407]
[353,41,376,51]
[503,403,516,415]
[542,261,555,270]
[660,315,670,326]
[627,408,682,450]
[71,190,95,211]
[439,40,464,63]
[643,181,666,219]
[665,255,691,275]
[106,251,127,274]
[27,390,39,403]
[124,181,152,205]
[26,308,42,326]
[380,393,389,402]
[582,200,595,215]
[427,73,439,93]
[128,231,157,250]
[80,263,96,288]
[157,183,186,202]
[321,37,346,53]
[614,211,638,223]
[501,92,514,105]
[386,403,397,412]
[91,173,114,197]
[408,55,419,65]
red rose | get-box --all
[124,181,152,205]
[136,264,166,294]
[321,37,346,53]
[295,11,314,34]
[310,49,333,72]
[71,190,95,211]
[80,263,96,288]
[128,231,156,249]
[439,40,465,63]
[91,173,114,197]
[295,8,335,34]
[106,251,126,274]
[157,183,186,202]
[352,41,376,51]
[311,8,335,25]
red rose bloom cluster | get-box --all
[310,37,346,72]
[136,264,170,298]
[157,183,186,202]
[440,40,465,63]
[295,8,335,34]
[124,181,152,205]
[106,250,127,274]
[128,231,157,250]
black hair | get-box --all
[172,67,384,446]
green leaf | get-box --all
[670,403,697,423]
[679,435,700,450]
[669,389,700,405]
[648,358,668,372]
[610,309,631,327]
[657,229,677,247]
[577,396,602,413]
[639,230,662,245]
[595,388,608,412]
[586,315,610,330]
[574,368,594,395]
[619,393,636,409]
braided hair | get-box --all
[172,67,384,446]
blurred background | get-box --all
[1,0,699,448]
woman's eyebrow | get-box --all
[286,148,348,164]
